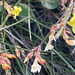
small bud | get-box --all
[2,63,11,71]
[19,49,25,54]
[38,57,47,65]
[0,56,4,65]
[24,48,36,63]
[6,54,15,59]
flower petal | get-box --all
[14,6,18,10]
[70,16,75,22]
[44,32,55,51]
[72,25,75,34]
[67,21,75,27]
[66,39,75,46]
[31,58,41,73]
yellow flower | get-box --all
[67,13,75,34]
[11,6,22,19]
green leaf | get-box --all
[0,5,3,12]
[40,0,58,9]
[18,3,33,18]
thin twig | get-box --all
[28,0,32,41]
[5,29,29,49]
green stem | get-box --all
[52,49,75,73]
[55,4,73,39]
[15,0,21,6]
[31,18,50,29]
[1,0,6,51]
[1,15,9,27]
[31,9,45,39]
[0,41,28,51]
[16,25,43,41]
[1,32,6,51]
[0,17,28,31]
[32,17,44,39]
